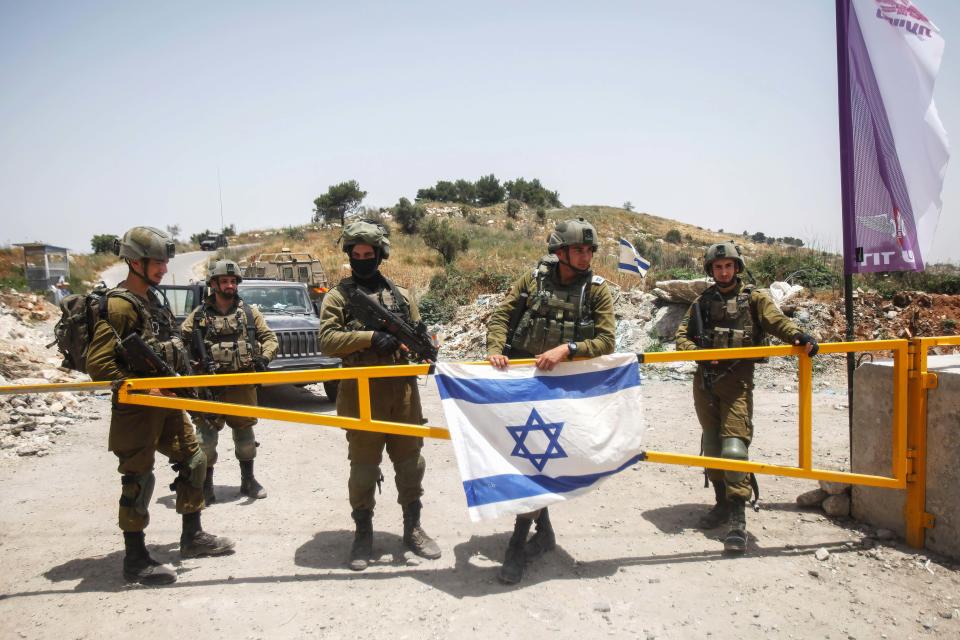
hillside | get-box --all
[230,204,843,300]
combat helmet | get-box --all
[547,218,599,253]
[207,259,243,284]
[342,220,391,259]
[114,226,176,261]
[703,241,745,275]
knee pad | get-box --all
[120,472,156,516]
[721,437,749,484]
[171,448,208,491]
[393,455,425,489]
[701,430,721,457]
[233,427,258,461]
[195,421,220,465]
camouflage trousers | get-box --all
[337,375,426,511]
[195,385,259,466]
[693,366,755,502]
[109,404,205,532]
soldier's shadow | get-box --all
[36,543,190,594]
[293,529,615,598]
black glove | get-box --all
[371,331,400,355]
[793,333,819,357]
[253,356,269,372]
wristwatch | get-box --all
[567,342,578,360]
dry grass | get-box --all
[222,204,843,299]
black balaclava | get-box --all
[349,247,382,281]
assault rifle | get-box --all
[503,292,529,357]
[690,300,708,349]
[190,315,218,375]
[344,287,438,363]
[117,333,217,427]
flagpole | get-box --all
[835,0,856,453]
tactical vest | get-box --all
[510,263,597,356]
[195,301,259,372]
[338,276,410,366]
[699,283,767,350]
[109,287,188,374]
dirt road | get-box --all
[1,372,958,639]
[99,250,209,288]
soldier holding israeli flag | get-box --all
[484,218,616,585]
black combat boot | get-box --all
[180,511,235,559]
[203,467,216,505]
[349,509,374,571]
[239,460,267,499]
[523,508,556,560]
[723,498,747,554]
[402,499,441,559]
[122,531,176,585]
[498,516,532,585]
[697,480,729,529]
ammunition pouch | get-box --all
[721,437,749,484]
[120,472,156,516]
[511,272,594,355]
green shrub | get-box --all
[505,221,514,231]
[284,226,306,241]
[749,251,839,288]
[535,207,546,223]
[91,234,118,254]
[394,197,426,234]
[658,267,700,280]
[506,198,522,219]
[665,229,682,244]
[422,217,469,264]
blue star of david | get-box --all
[506,408,567,472]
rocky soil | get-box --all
[0,291,104,460]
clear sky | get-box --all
[1,1,957,262]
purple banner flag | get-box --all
[837,0,949,274]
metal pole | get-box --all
[835,0,856,460]
[217,167,225,233]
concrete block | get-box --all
[851,355,960,560]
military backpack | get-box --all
[50,283,113,373]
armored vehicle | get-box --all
[242,248,329,301]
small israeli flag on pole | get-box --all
[618,238,650,277]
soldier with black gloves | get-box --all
[318,221,441,571]
[675,242,818,554]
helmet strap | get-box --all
[127,258,160,288]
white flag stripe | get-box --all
[618,238,650,277]
[437,353,645,522]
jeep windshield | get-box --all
[239,286,310,313]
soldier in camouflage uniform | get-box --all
[486,218,616,585]
[675,241,818,554]
[181,259,279,504]
[86,227,234,586]
[318,221,441,571]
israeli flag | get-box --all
[435,353,644,521]
[618,238,650,277]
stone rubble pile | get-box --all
[0,290,52,323]
[796,480,853,518]
[0,291,103,460]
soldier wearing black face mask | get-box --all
[318,221,441,571]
